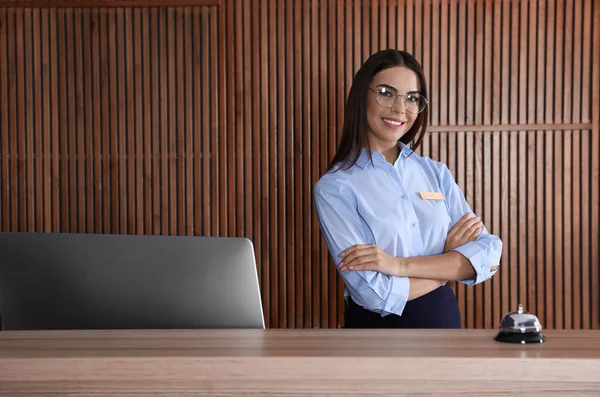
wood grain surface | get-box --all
[1,329,599,396]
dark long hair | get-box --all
[327,49,429,172]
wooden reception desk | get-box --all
[1,329,599,396]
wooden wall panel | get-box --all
[0,0,598,329]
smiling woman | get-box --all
[313,49,503,329]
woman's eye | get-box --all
[406,94,420,102]
[377,88,394,97]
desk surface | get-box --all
[1,329,600,396]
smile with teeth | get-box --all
[382,118,407,127]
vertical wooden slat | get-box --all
[571,0,583,328]
[40,9,51,232]
[91,8,101,234]
[439,0,447,126]
[302,0,311,328]
[483,0,493,327]
[196,9,203,235]
[284,0,293,328]
[117,8,126,234]
[311,0,324,328]
[57,9,69,232]
[552,0,564,330]
[500,127,509,317]
[388,0,395,50]
[65,8,76,232]
[526,0,537,320]
[591,0,600,330]
[99,7,108,233]
[491,130,501,325]
[276,0,286,328]
[108,9,119,234]
[166,7,176,236]
[379,0,386,49]
[545,0,556,329]
[74,9,85,233]
[201,8,210,236]
[473,130,483,328]
[508,0,518,316]
[23,10,34,232]
[133,8,143,235]
[545,130,555,328]
[142,8,151,236]
[448,0,456,125]
[267,0,278,328]
[259,0,271,326]
[8,9,16,231]
[371,0,378,52]
[535,0,547,327]
[310,0,320,327]
[362,0,369,62]
[15,9,25,232]
[209,6,219,236]
[293,0,303,328]
[482,129,492,328]
[0,9,8,232]
[251,0,263,322]
[150,8,159,235]
[473,0,484,327]
[175,8,185,236]
[124,8,135,235]
[81,9,93,233]
[158,8,167,235]
[182,7,192,237]
[48,8,57,232]
[518,128,527,308]
[517,0,527,315]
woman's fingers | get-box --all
[339,255,378,272]
[468,224,483,241]
[454,216,481,239]
[339,244,372,258]
[339,245,377,267]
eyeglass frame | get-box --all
[368,86,428,114]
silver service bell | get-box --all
[494,304,545,344]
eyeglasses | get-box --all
[368,86,428,114]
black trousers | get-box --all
[344,283,462,329]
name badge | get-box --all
[419,191,445,200]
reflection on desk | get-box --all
[1,329,599,396]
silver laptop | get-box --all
[0,232,265,330]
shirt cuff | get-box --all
[382,276,410,317]
[453,241,486,285]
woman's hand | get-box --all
[338,244,405,277]
[444,213,482,253]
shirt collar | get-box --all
[355,141,414,169]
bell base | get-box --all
[494,331,546,344]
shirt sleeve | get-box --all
[313,178,410,317]
[437,163,503,285]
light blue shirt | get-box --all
[313,143,502,317]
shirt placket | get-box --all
[389,163,424,255]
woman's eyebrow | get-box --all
[375,83,398,91]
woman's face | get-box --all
[366,66,420,153]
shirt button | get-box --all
[411,222,417,228]
[401,195,407,200]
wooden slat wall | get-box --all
[0,0,598,329]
